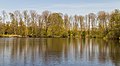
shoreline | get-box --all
[0,34,119,40]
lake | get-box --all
[0,38,120,66]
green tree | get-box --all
[105,9,120,39]
[42,10,50,37]
[0,16,5,34]
[30,10,38,37]
[63,14,70,37]
[47,13,64,37]
[88,13,96,37]
[23,10,29,37]
[18,18,26,36]
[98,11,109,37]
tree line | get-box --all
[0,9,120,39]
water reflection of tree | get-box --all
[0,38,120,66]
[108,40,120,66]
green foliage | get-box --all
[105,25,120,39]
[47,13,64,37]
[105,9,120,39]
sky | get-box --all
[0,0,120,15]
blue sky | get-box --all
[0,0,120,15]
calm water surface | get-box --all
[0,38,120,66]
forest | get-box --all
[0,9,120,39]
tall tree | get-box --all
[78,15,84,32]
[105,9,120,39]
[48,13,64,37]
[23,10,29,37]
[30,10,38,36]
[98,11,108,30]
[19,17,26,36]
[37,15,43,37]
[64,14,70,31]
[2,11,7,34]
[0,16,4,34]
[9,12,17,34]
[73,15,79,36]
[89,13,96,31]
[42,10,50,36]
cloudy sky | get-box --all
[0,0,120,15]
